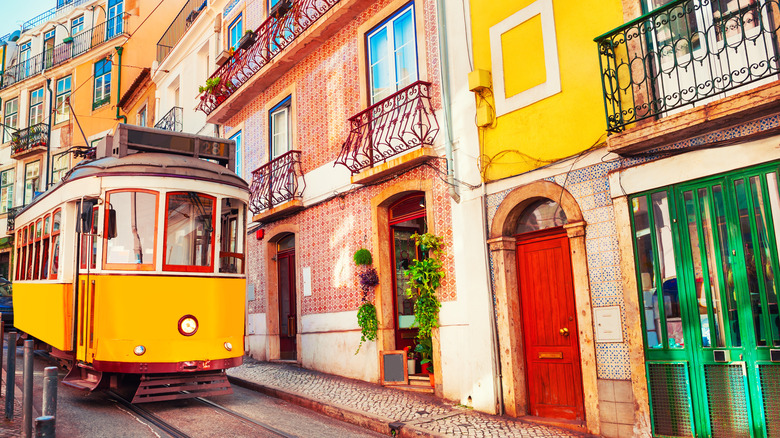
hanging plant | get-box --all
[355,302,378,355]
[404,232,444,341]
[353,248,373,266]
[358,267,379,295]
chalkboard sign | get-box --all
[380,350,408,386]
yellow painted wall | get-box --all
[470,0,624,181]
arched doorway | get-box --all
[388,193,426,352]
[276,233,296,360]
[514,199,584,420]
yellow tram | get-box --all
[12,124,249,402]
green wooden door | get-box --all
[631,163,780,437]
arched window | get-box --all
[515,199,567,235]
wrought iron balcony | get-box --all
[6,206,23,234]
[157,0,208,63]
[2,17,127,90]
[196,0,340,115]
[11,123,49,158]
[249,151,305,217]
[155,107,184,132]
[595,0,780,133]
[335,81,439,175]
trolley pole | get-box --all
[5,331,16,420]
[42,367,57,418]
[23,339,33,438]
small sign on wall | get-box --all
[302,267,312,296]
[594,306,623,343]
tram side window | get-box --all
[104,190,158,269]
[79,204,100,270]
[26,224,34,280]
[50,209,61,279]
[164,193,215,271]
[33,219,42,280]
[41,214,50,279]
[219,198,245,274]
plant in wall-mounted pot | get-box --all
[354,248,379,354]
[239,29,257,50]
[198,77,222,94]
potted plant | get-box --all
[198,77,222,94]
[238,29,257,51]
[414,337,432,374]
[405,346,417,375]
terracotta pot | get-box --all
[421,363,430,374]
[429,372,435,388]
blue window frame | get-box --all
[55,76,72,124]
[230,130,243,179]
[71,15,84,35]
[107,0,124,38]
[228,14,243,50]
[366,3,418,104]
[93,59,112,108]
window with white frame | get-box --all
[3,98,18,143]
[138,104,147,127]
[228,14,243,50]
[23,161,40,206]
[51,153,70,184]
[55,76,71,124]
[0,169,14,214]
[269,96,291,159]
[29,88,45,126]
[107,0,124,38]
[71,15,84,35]
[94,59,112,108]
[366,3,419,104]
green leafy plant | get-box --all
[198,77,222,94]
[404,232,444,341]
[355,302,378,354]
[353,248,373,266]
[414,337,433,373]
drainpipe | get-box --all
[45,78,53,189]
[435,0,460,204]
[114,46,127,124]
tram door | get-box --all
[76,201,100,363]
[277,235,296,360]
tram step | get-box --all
[62,366,104,391]
[132,371,233,403]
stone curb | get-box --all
[227,375,447,438]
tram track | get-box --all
[106,390,297,438]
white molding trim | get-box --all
[489,0,560,116]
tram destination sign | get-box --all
[98,124,235,169]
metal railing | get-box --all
[595,0,780,133]
[157,0,208,63]
[0,0,94,44]
[249,150,305,214]
[6,206,23,234]
[11,123,49,156]
[2,17,127,90]
[196,0,340,115]
[335,81,439,174]
[155,107,184,132]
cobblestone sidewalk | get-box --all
[228,358,593,438]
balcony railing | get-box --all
[155,107,184,132]
[157,0,208,63]
[1,17,128,90]
[6,206,23,234]
[249,150,305,214]
[335,81,439,174]
[196,0,340,115]
[11,123,49,157]
[595,0,780,133]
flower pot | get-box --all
[428,373,435,388]
[421,362,430,374]
[407,358,416,374]
[238,32,257,51]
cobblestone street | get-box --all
[228,358,593,437]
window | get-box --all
[164,192,215,271]
[29,88,45,126]
[71,15,84,35]
[4,98,18,143]
[366,4,418,104]
[49,209,61,279]
[229,130,243,178]
[104,190,158,270]
[55,76,72,124]
[0,169,14,214]
[43,29,55,68]
[79,202,99,270]
[93,59,112,109]
[40,214,51,279]
[219,197,245,274]
[228,14,243,50]
[107,0,124,38]
[51,152,69,184]
[23,161,39,206]
[137,104,147,127]
[269,96,291,159]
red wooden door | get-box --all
[278,249,297,360]
[516,228,584,421]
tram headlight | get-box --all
[224,342,233,351]
[134,345,146,356]
[178,315,198,336]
